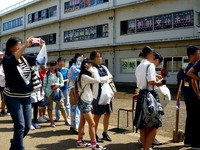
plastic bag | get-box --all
[156,85,171,108]
[98,83,114,105]
[36,44,48,66]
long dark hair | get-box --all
[5,37,22,56]
[78,59,93,88]
[69,53,82,68]
[90,50,102,60]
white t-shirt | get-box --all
[135,59,156,90]
[0,65,5,87]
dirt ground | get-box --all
[0,90,188,150]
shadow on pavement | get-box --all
[35,139,77,150]
[105,142,141,150]
[155,145,185,150]
[0,127,13,132]
[109,128,133,134]
[29,129,71,138]
[0,119,13,124]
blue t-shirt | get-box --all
[57,67,69,90]
[184,63,199,100]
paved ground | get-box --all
[0,91,190,150]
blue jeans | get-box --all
[4,95,32,150]
[55,88,70,120]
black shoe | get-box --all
[102,134,112,142]
[96,135,104,143]
[70,127,75,132]
[9,139,14,150]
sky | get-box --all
[0,0,24,11]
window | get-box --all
[49,6,57,17]
[64,24,107,42]
[198,13,200,26]
[120,21,128,35]
[3,17,23,31]
[33,33,56,46]
[163,57,186,72]
[41,9,47,19]
[163,57,173,72]
[38,11,42,21]
[128,20,135,34]
[34,12,38,22]
[64,0,109,13]
[173,57,182,72]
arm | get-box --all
[187,68,200,81]
[57,72,64,88]
[191,79,200,99]
[43,74,47,90]
[148,64,162,87]
[14,37,33,60]
[81,67,101,84]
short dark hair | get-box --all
[49,60,57,66]
[187,46,199,58]
[57,57,65,62]
[5,37,22,56]
[139,46,154,58]
[154,52,163,63]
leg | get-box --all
[62,89,71,118]
[140,129,146,149]
[78,113,86,138]
[46,95,54,123]
[70,105,76,128]
[74,104,80,130]
[94,114,101,133]
[83,112,96,141]
[55,105,60,121]
[23,97,32,137]
[56,99,68,122]
[4,95,26,150]
[32,103,39,124]
[144,127,157,150]
[103,113,110,132]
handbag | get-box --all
[98,82,114,105]
[156,85,171,108]
[109,81,117,93]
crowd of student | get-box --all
[0,36,200,150]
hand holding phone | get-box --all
[32,38,41,44]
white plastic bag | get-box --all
[156,85,171,108]
[36,44,48,66]
[98,83,114,105]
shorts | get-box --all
[78,99,92,114]
[45,91,65,112]
[92,99,113,115]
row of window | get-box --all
[64,24,109,42]
[64,0,109,13]
[121,10,194,35]
[120,56,188,74]
[28,6,57,24]
[3,17,23,31]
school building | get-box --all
[0,0,200,85]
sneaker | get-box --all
[30,125,35,130]
[76,140,91,148]
[43,115,50,121]
[33,123,41,129]
[102,133,112,142]
[96,135,104,143]
[54,119,59,122]
[38,117,47,123]
[152,138,162,145]
[92,144,108,150]
[0,110,7,115]
[50,122,56,128]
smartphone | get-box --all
[32,38,40,44]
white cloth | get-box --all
[30,90,44,103]
[135,59,156,90]
[0,65,5,87]
[77,67,109,104]
[156,85,171,108]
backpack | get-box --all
[142,90,163,127]
[69,79,86,105]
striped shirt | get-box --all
[4,58,32,98]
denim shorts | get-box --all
[78,99,92,114]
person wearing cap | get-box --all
[0,51,7,115]
[134,46,163,150]
[184,46,200,148]
[43,60,69,127]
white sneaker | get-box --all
[38,117,47,123]
[30,125,35,130]
[43,115,50,121]
[153,138,162,145]
[50,122,56,128]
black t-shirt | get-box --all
[193,60,200,73]
[184,62,199,100]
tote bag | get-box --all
[98,83,114,105]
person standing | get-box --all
[43,60,69,127]
[68,53,83,134]
[0,52,7,116]
[2,37,43,150]
[55,57,70,124]
[76,59,108,150]
[134,46,163,150]
[90,50,113,143]
[184,46,200,149]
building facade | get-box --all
[0,0,200,85]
